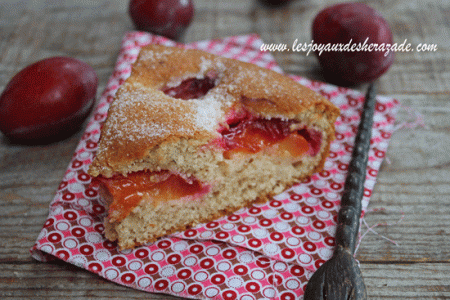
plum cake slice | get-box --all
[88,44,340,250]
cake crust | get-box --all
[89,44,339,178]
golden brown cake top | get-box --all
[88,44,339,177]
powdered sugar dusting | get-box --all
[103,87,196,147]
[138,48,175,62]
[164,57,226,89]
[192,93,224,132]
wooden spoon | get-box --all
[303,83,377,299]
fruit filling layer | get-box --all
[162,76,216,100]
[219,111,322,159]
[95,171,210,222]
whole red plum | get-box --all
[129,0,194,40]
[312,3,395,85]
[0,57,98,144]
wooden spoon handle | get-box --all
[335,83,377,254]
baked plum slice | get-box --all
[162,76,216,100]
[220,111,322,159]
[95,171,210,222]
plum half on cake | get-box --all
[88,45,340,250]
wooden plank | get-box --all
[361,263,450,299]
[356,93,450,262]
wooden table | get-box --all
[1,0,449,299]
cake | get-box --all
[88,44,340,250]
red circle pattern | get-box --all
[30,32,399,300]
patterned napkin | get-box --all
[31,32,399,300]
